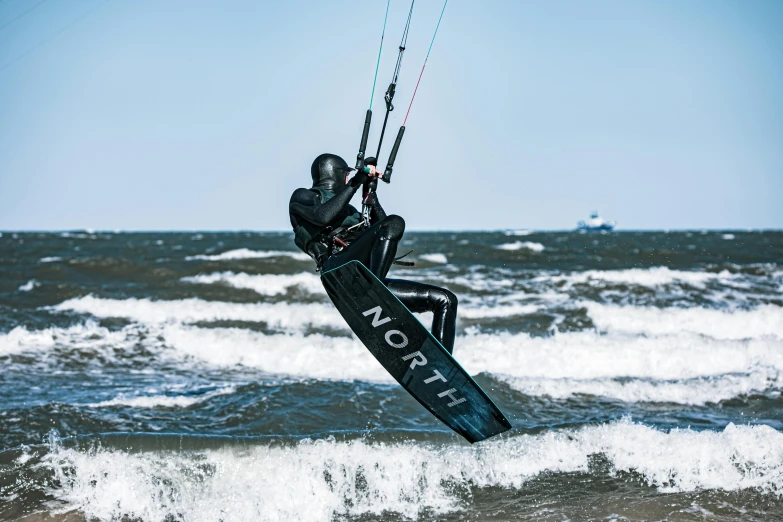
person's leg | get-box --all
[385,278,458,354]
[369,215,404,280]
[322,215,405,280]
[321,218,382,272]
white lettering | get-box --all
[423,369,447,384]
[437,388,466,407]
[385,330,409,349]
[402,351,427,369]
[362,306,392,328]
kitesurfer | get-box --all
[290,153,458,354]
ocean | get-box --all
[0,230,781,521]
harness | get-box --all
[294,187,414,270]
[293,188,367,268]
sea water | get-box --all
[0,230,781,521]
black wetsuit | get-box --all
[289,153,458,353]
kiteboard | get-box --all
[321,260,512,443]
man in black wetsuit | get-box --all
[289,153,459,354]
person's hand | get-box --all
[349,168,370,187]
[350,165,383,187]
[361,157,382,180]
[366,165,383,180]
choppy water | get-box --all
[1,230,782,521]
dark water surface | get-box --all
[0,230,781,521]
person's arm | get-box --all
[359,162,387,223]
[365,191,387,223]
[289,170,370,226]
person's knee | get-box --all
[379,215,405,240]
[444,289,458,313]
[431,287,458,314]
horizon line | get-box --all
[1,228,781,234]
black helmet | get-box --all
[311,153,354,193]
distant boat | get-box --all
[577,211,616,231]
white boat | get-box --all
[577,211,616,231]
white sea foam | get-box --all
[504,229,533,236]
[18,279,39,292]
[584,302,783,340]
[0,325,63,356]
[163,326,391,382]
[419,253,448,264]
[501,371,780,405]
[185,249,310,261]
[459,303,542,319]
[0,321,140,357]
[5,319,783,404]
[121,325,783,403]
[414,271,518,293]
[50,296,345,331]
[545,267,736,290]
[40,256,62,263]
[0,322,389,383]
[455,330,783,404]
[182,271,325,296]
[474,330,783,379]
[723,234,736,240]
[496,241,545,252]
[60,232,93,239]
[89,386,236,408]
[49,293,564,330]
[41,420,783,521]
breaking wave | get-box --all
[185,249,310,261]
[496,241,545,252]
[49,294,567,327]
[35,420,783,521]
[49,296,345,331]
[5,319,782,404]
[89,386,237,408]
[419,253,448,264]
[585,302,783,339]
[182,271,324,296]
[18,279,39,292]
[546,266,737,289]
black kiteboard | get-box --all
[321,260,512,443]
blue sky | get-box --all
[0,0,781,230]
